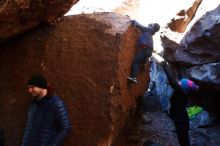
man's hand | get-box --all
[152,53,164,63]
[161,60,168,67]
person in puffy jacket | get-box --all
[21,74,71,146]
[127,20,160,84]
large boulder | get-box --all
[161,0,203,63]
[185,63,220,86]
[175,5,220,66]
[160,32,180,63]
[161,0,219,64]
[0,0,79,43]
[65,0,140,19]
[0,12,149,146]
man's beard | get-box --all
[32,92,42,98]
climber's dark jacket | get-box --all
[131,20,157,49]
[21,95,71,146]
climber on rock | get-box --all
[127,20,160,84]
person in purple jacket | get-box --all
[127,20,160,84]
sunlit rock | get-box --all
[113,0,141,18]
[65,0,140,19]
[160,31,181,63]
[167,0,202,33]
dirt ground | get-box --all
[124,95,220,146]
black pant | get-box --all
[130,47,152,78]
[174,121,190,146]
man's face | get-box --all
[28,85,43,97]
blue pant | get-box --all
[130,47,152,78]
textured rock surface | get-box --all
[113,0,141,18]
[65,0,140,19]
[0,0,79,43]
[185,63,220,86]
[167,0,202,33]
[0,12,149,146]
[161,5,220,88]
[161,33,180,63]
[162,1,219,64]
[161,0,203,64]
[175,5,220,65]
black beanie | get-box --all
[27,74,47,89]
[153,23,160,32]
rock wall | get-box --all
[161,0,203,63]
[0,12,149,146]
[176,5,220,66]
[0,0,79,43]
[174,5,220,91]
[161,35,180,63]
[167,0,202,33]
[161,4,220,87]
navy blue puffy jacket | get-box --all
[132,20,157,49]
[21,95,71,146]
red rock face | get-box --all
[0,12,149,146]
[167,0,202,33]
[0,0,79,43]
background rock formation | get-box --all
[161,34,180,63]
[167,0,202,33]
[0,0,79,43]
[176,5,220,66]
[65,0,141,19]
[155,5,220,121]
[186,63,220,86]
[161,0,203,63]
[113,0,141,18]
[175,5,220,95]
[0,12,149,146]
[161,0,219,63]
